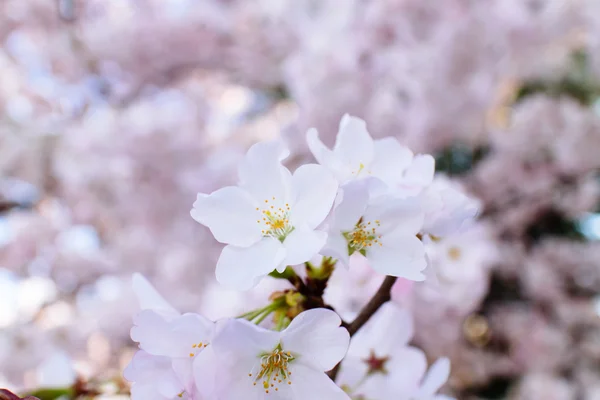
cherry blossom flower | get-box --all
[126,274,217,400]
[191,141,338,289]
[323,181,427,280]
[337,302,454,400]
[208,308,350,399]
[307,114,435,196]
[124,351,189,400]
[420,177,480,239]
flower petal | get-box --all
[334,115,375,169]
[330,182,369,231]
[363,195,424,236]
[131,311,213,358]
[370,138,413,186]
[399,154,435,195]
[290,164,338,229]
[216,239,286,290]
[281,309,349,371]
[367,232,426,280]
[211,319,281,399]
[238,140,292,204]
[386,346,429,397]
[321,232,350,267]
[307,128,340,173]
[282,226,327,268]
[191,186,262,247]
[418,357,451,397]
[124,351,184,399]
[290,364,351,400]
[132,273,179,316]
[349,302,413,358]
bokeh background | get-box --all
[1,0,600,399]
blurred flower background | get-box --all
[1,0,600,399]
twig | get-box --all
[327,275,398,381]
[346,275,398,336]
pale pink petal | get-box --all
[215,239,286,290]
[334,115,374,169]
[290,364,351,400]
[132,273,179,316]
[131,311,212,358]
[238,141,292,204]
[290,164,338,229]
[281,309,349,371]
[367,232,426,280]
[282,226,327,268]
[363,195,424,236]
[349,302,413,358]
[330,181,369,231]
[370,138,413,186]
[191,187,262,247]
[418,357,451,397]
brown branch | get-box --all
[327,275,398,381]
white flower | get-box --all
[126,274,217,400]
[208,308,350,399]
[191,141,338,290]
[338,302,454,400]
[420,176,480,239]
[307,114,435,195]
[124,350,188,400]
[323,181,427,280]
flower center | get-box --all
[188,341,209,358]
[363,349,390,375]
[257,198,293,241]
[249,346,294,394]
[344,219,382,254]
[351,162,370,176]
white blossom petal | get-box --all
[290,364,351,400]
[216,239,286,290]
[307,128,341,174]
[281,308,349,371]
[282,226,327,268]
[238,141,292,203]
[290,164,338,229]
[370,138,413,186]
[131,311,213,358]
[349,302,413,358]
[124,351,184,399]
[334,115,374,169]
[399,154,435,195]
[211,319,281,399]
[331,182,369,231]
[132,273,179,317]
[191,187,262,247]
[418,357,451,397]
[367,232,426,280]
[192,346,218,399]
[363,196,424,236]
[386,346,429,397]
[321,232,350,267]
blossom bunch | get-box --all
[124,115,477,399]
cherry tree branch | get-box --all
[328,275,398,380]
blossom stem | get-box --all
[327,275,398,381]
[346,275,398,336]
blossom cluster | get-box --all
[191,115,477,289]
[124,115,477,399]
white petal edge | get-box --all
[281,308,349,371]
[216,239,286,290]
[191,186,262,247]
[290,164,339,229]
